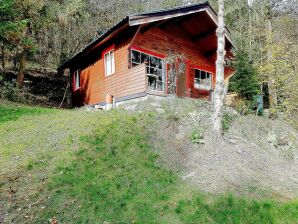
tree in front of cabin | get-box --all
[213,0,226,136]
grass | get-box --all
[0,101,53,124]
[0,101,297,223]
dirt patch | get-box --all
[121,97,298,200]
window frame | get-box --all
[130,48,166,92]
[103,45,115,77]
[194,68,213,91]
[74,70,80,90]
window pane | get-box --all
[132,50,140,64]
[150,56,158,68]
[75,71,80,88]
[156,80,163,91]
[195,70,200,79]
[201,71,206,79]
[111,50,115,74]
[157,69,162,80]
[141,53,149,65]
[149,67,158,75]
[148,77,156,90]
[156,58,163,69]
[105,53,110,75]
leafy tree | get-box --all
[229,50,260,101]
[0,0,27,70]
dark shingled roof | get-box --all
[58,1,232,70]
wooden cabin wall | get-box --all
[131,27,233,99]
[72,37,147,106]
[71,24,235,106]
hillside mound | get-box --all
[120,96,298,199]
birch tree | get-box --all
[213,0,226,136]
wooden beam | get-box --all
[159,15,191,29]
[192,29,216,42]
[140,21,164,34]
[204,49,217,57]
[131,25,142,43]
[205,45,231,57]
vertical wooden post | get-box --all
[185,60,191,97]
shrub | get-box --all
[222,113,234,131]
[190,128,204,144]
[234,98,250,115]
[0,75,19,101]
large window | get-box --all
[74,70,80,90]
[104,49,115,76]
[194,69,212,91]
[131,49,165,92]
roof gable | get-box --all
[59,1,233,70]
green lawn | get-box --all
[0,101,297,223]
[0,101,53,124]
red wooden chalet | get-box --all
[58,1,235,107]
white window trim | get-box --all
[104,49,115,77]
[194,69,212,91]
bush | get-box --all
[0,75,19,101]
[190,128,204,144]
[222,113,234,131]
[234,98,250,115]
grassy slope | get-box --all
[0,101,297,223]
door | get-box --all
[176,71,186,97]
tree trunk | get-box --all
[17,52,26,89]
[213,0,226,137]
[1,42,5,70]
[266,18,277,109]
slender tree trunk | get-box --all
[1,42,5,70]
[213,0,226,137]
[266,16,277,109]
[248,7,252,61]
[17,51,26,89]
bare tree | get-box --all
[213,0,226,136]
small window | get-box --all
[74,70,80,90]
[104,49,115,76]
[194,69,212,90]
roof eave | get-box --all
[58,1,235,71]
[128,3,234,47]
[58,17,129,70]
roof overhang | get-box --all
[58,1,234,71]
[129,2,233,47]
